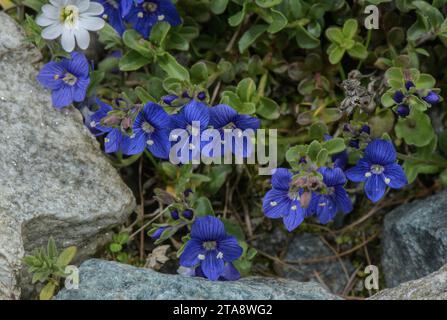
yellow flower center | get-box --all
[60,5,79,28]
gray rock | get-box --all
[280,233,354,294]
[251,227,288,256]
[0,13,135,299]
[382,190,447,288]
[55,259,341,300]
[369,264,447,300]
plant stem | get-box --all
[397,153,447,168]
[338,63,346,81]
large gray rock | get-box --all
[55,259,341,300]
[370,264,447,300]
[0,13,135,299]
[382,190,447,287]
[279,233,354,294]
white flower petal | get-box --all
[79,16,105,31]
[50,0,67,7]
[84,2,104,15]
[42,23,63,40]
[61,29,75,52]
[75,0,90,12]
[41,4,60,18]
[74,28,90,50]
[36,15,58,27]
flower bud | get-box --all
[396,104,410,117]
[423,91,440,105]
[300,191,312,209]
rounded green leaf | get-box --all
[395,111,435,147]
[342,18,358,38]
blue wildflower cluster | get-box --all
[392,81,440,118]
[97,0,181,37]
[262,138,407,231]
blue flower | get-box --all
[170,210,179,220]
[162,94,178,105]
[208,104,260,158]
[312,167,352,224]
[195,262,240,281]
[423,91,440,105]
[262,168,312,231]
[121,0,143,17]
[36,52,90,109]
[96,0,128,35]
[170,99,210,164]
[396,104,410,117]
[346,139,407,203]
[182,209,193,220]
[179,216,243,281]
[405,81,415,90]
[121,102,171,158]
[126,0,181,38]
[150,226,168,239]
[90,99,125,153]
[393,90,404,103]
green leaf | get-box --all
[98,23,122,49]
[204,165,232,195]
[156,52,190,81]
[109,243,122,253]
[161,162,178,180]
[307,141,322,161]
[210,0,229,14]
[342,19,358,39]
[325,27,344,44]
[295,24,320,49]
[228,7,246,27]
[56,246,77,267]
[194,197,214,217]
[395,111,435,147]
[236,78,256,102]
[316,148,329,166]
[385,67,404,82]
[267,9,288,34]
[47,237,58,259]
[415,73,436,89]
[323,138,346,155]
[135,86,156,103]
[412,1,444,29]
[190,61,209,84]
[40,282,56,301]
[122,30,153,58]
[257,97,280,119]
[238,25,268,53]
[255,0,282,8]
[381,90,396,108]
[347,42,368,60]
[119,51,148,71]
[222,218,245,241]
[328,46,345,64]
[150,21,171,47]
[23,0,44,12]
[86,70,105,97]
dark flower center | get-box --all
[63,73,77,86]
[203,241,217,250]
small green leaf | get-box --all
[325,27,344,44]
[347,42,368,60]
[395,111,435,147]
[342,19,358,38]
[237,78,256,102]
[40,282,56,301]
[267,9,288,34]
[119,51,148,71]
[295,24,320,49]
[210,0,229,14]
[328,46,345,64]
[156,52,190,81]
[238,25,268,53]
[56,246,77,267]
[257,96,280,119]
[150,21,171,47]
[323,138,346,155]
[135,86,156,103]
[123,30,153,58]
[255,0,282,8]
[109,243,122,253]
[194,197,214,217]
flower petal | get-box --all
[143,102,171,129]
[217,236,242,262]
[104,129,122,153]
[271,168,292,191]
[364,139,397,165]
[334,186,353,214]
[121,132,147,155]
[72,78,89,102]
[346,159,370,182]
[190,216,226,241]
[179,239,205,268]
[147,130,171,159]
[52,86,72,108]
[315,195,337,224]
[74,27,90,50]
[262,189,291,218]
[220,263,241,281]
[79,16,105,31]
[384,163,408,189]
[201,251,225,281]
[319,166,346,187]
[209,104,237,129]
[84,1,104,15]
[36,62,64,90]
[183,99,210,130]
[283,205,305,231]
[41,4,60,18]
[41,23,63,39]
[64,52,90,77]
[234,114,261,131]
[61,29,75,52]
[364,174,387,203]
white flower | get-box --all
[36,0,105,52]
